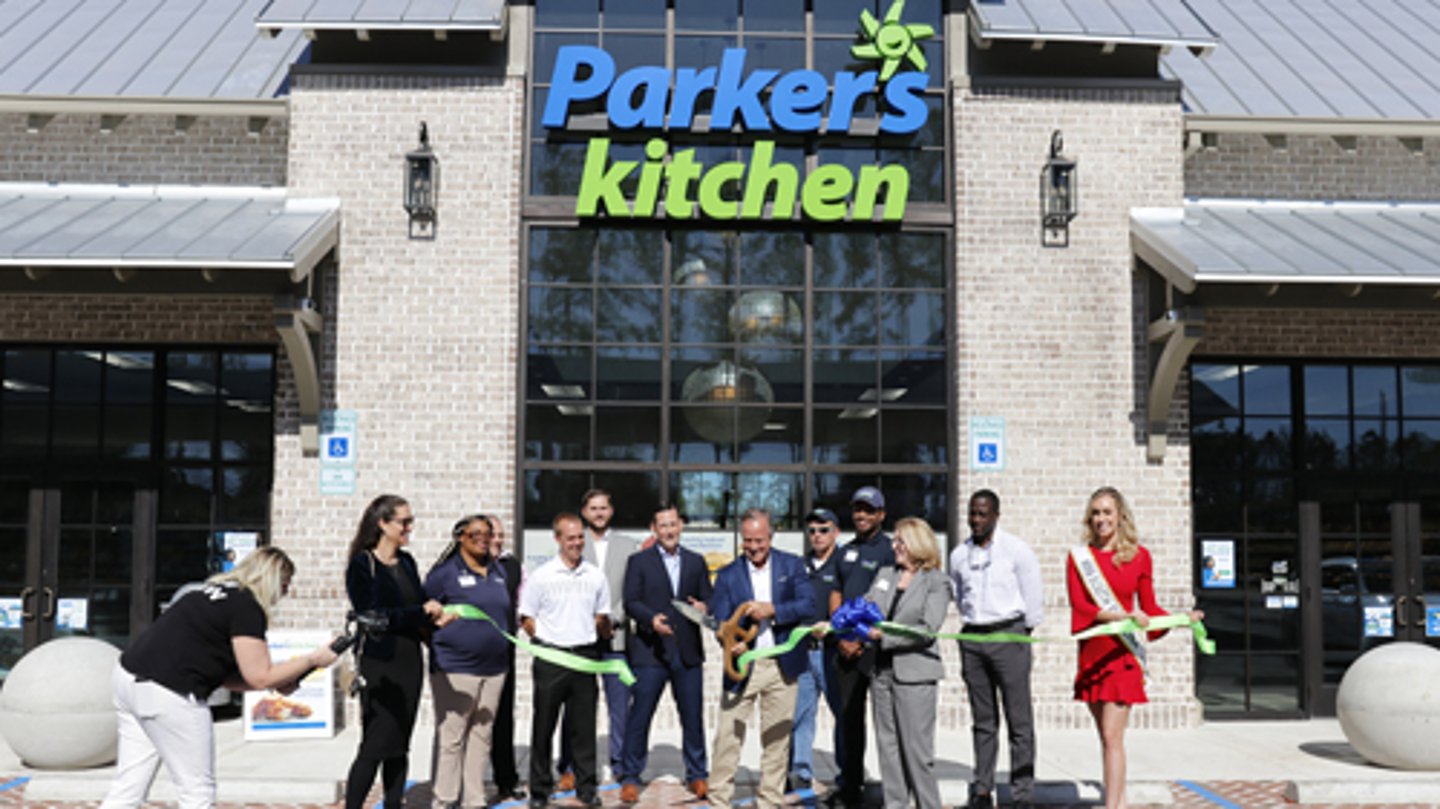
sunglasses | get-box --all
[806,526,834,535]
[391,517,415,528]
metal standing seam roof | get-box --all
[1161,0,1440,121]
[0,0,308,102]
[969,0,1218,50]
[255,0,505,31]
[0,184,340,277]
[1132,200,1440,293]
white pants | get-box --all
[99,663,217,809]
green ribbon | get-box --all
[442,604,637,686]
[733,614,1215,677]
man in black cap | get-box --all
[826,486,894,807]
[789,507,843,792]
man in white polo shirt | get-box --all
[520,512,612,809]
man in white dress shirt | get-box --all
[949,490,1043,809]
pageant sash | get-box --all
[442,604,637,686]
[1070,545,1148,680]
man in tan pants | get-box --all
[707,509,816,808]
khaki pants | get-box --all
[431,670,506,808]
[708,659,798,809]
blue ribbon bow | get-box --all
[831,597,883,642]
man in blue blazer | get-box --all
[707,507,815,809]
[617,504,714,803]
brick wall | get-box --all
[272,69,526,720]
[953,85,1200,730]
[0,294,275,343]
[0,112,287,187]
[1200,308,1440,359]
[1186,133,1440,201]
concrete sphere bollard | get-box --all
[0,636,121,769]
[1337,642,1440,770]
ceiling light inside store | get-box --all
[2,379,47,393]
[858,387,908,402]
[79,351,154,370]
[556,404,593,416]
[839,407,879,419]
[166,379,219,396]
[541,384,587,399]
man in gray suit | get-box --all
[556,488,635,785]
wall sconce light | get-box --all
[1041,129,1077,247]
[404,121,439,237]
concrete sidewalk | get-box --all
[4,716,1438,806]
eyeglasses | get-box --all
[806,526,834,535]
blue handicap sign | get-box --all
[978,443,998,464]
[327,436,350,460]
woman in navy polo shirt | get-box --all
[425,514,514,809]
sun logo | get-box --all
[851,0,936,82]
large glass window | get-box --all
[1190,361,1440,717]
[521,226,951,562]
[0,346,275,619]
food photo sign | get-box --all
[243,630,340,740]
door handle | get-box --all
[1395,595,1408,629]
[19,586,34,620]
[1417,595,1429,628]
[40,587,54,620]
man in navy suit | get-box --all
[617,503,713,804]
[707,508,815,809]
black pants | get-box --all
[490,649,520,792]
[832,649,877,800]
[960,622,1035,802]
[529,652,599,800]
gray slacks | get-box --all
[870,668,941,809]
[959,630,1035,802]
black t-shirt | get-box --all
[121,582,267,699]
[833,530,896,604]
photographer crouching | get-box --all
[99,546,340,809]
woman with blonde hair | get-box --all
[1066,487,1202,809]
[863,516,950,809]
[100,547,339,809]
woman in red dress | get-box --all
[1065,487,1202,809]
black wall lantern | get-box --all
[1041,129,1077,247]
[404,121,439,237]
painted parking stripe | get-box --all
[0,777,30,793]
[1178,780,1244,809]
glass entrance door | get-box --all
[0,473,148,681]
[0,475,40,679]
[1303,496,1440,715]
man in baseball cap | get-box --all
[789,507,843,792]
[824,487,894,807]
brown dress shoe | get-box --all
[620,783,640,803]
[557,772,576,792]
[688,779,708,799]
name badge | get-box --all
[844,549,859,563]
[861,560,879,570]
[458,575,477,587]
[874,578,891,592]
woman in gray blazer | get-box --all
[864,516,951,809]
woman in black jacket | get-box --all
[344,494,454,809]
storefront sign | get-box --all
[543,3,934,223]
[1201,539,1236,589]
[970,416,1005,471]
[244,631,339,740]
[56,598,88,631]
